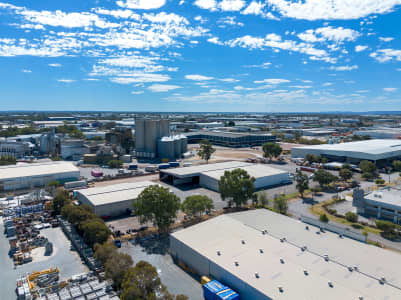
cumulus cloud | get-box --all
[57,79,75,83]
[185,74,214,81]
[148,84,181,92]
[254,78,290,84]
[265,0,401,20]
[383,87,397,92]
[297,27,359,44]
[219,0,245,11]
[194,0,217,10]
[370,49,401,62]
[379,37,395,42]
[21,69,32,73]
[355,45,368,52]
[117,0,166,9]
[329,65,358,71]
[207,37,224,45]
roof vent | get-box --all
[354,266,359,271]
[316,231,321,235]
[217,251,221,256]
[339,234,343,238]
[348,267,353,272]
[241,240,246,245]
[280,258,285,264]
[320,228,325,233]
[234,261,239,267]
[379,277,386,285]
[301,246,307,252]
[280,237,286,243]
[278,287,284,293]
[262,229,267,235]
[304,270,309,276]
[259,249,264,254]
[255,272,260,279]
[324,255,329,262]
[305,225,309,230]
[328,282,333,288]
[359,297,364,300]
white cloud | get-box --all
[244,62,271,69]
[219,0,246,11]
[21,69,32,73]
[355,45,368,52]
[370,49,401,62]
[242,1,265,15]
[57,79,75,83]
[194,15,208,24]
[379,37,395,42]
[48,63,62,67]
[207,37,224,45]
[329,65,358,71]
[217,16,244,27]
[185,74,214,81]
[383,87,397,92]
[265,0,401,20]
[148,84,181,92]
[220,78,239,82]
[117,0,166,9]
[131,91,144,94]
[194,0,217,10]
[93,8,140,19]
[322,82,333,86]
[297,27,359,44]
[254,78,290,84]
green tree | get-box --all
[305,154,316,163]
[197,139,215,163]
[295,170,309,198]
[320,213,329,223]
[376,220,397,234]
[313,169,338,188]
[219,169,255,207]
[375,178,385,185]
[94,242,118,265]
[339,168,353,181]
[108,159,123,169]
[311,186,322,195]
[81,219,111,247]
[262,142,282,161]
[0,155,16,165]
[133,185,181,233]
[392,160,401,171]
[273,196,288,214]
[105,252,134,289]
[181,195,214,218]
[359,160,376,176]
[52,189,70,215]
[121,261,173,300]
[345,212,358,223]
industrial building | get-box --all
[291,139,401,165]
[0,141,30,158]
[60,139,89,160]
[76,181,157,218]
[353,187,401,224]
[160,161,290,191]
[134,118,187,160]
[171,209,401,300]
[185,131,276,148]
[354,128,401,139]
[0,161,80,192]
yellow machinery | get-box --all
[27,268,59,289]
[201,276,212,285]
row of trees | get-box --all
[0,155,16,165]
[94,242,187,300]
[53,190,111,248]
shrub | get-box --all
[375,178,385,185]
[319,213,329,223]
[345,211,358,223]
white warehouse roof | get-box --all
[292,139,401,161]
[0,161,79,181]
[76,181,158,206]
[171,209,401,300]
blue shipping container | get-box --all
[158,163,170,170]
[203,280,240,300]
[169,162,180,167]
[128,164,138,170]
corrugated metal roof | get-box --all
[172,209,401,299]
[0,161,79,180]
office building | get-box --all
[171,209,401,300]
[185,132,276,148]
[291,139,401,165]
[353,187,401,224]
[0,161,80,191]
[76,181,157,218]
[160,161,290,191]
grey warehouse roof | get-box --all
[365,188,401,208]
[76,181,157,206]
[0,161,79,181]
[292,139,401,160]
[172,209,401,300]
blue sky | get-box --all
[1,0,401,112]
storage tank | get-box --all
[158,137,175,161]
[145,120,158,154]
[174,136,182,158]
[135,118,145,151]
[180,135,188,154]
[160,119,170,137]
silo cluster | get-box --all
[157,135,188,161]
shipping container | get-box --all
[128,164,138,170]
[169,162,180,168]
[203,280,240,300]
[158,163,170,170]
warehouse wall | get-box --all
[199,174,219,191]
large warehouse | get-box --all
[171,209,401,300]
[76,181,157,218]
[160,161,290,191]
[0,161,80,192]
[291,139,401,164]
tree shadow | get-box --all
[380,232,401,242]
[301,197,318,205]
[132,234,170,255]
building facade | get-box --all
[185,132,276,148]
